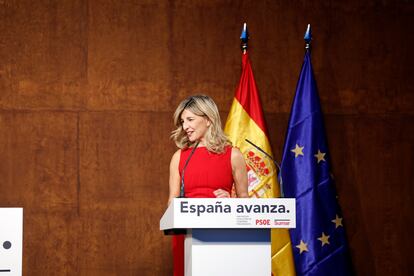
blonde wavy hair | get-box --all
[171,95,231,153]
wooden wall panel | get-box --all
[0,112,79,274]
[86,1,172,111]
[347,115,413,275]
[0,0,412,275]
[0,1,88,110]
[78,112,174,275]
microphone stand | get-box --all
[179,141,200,198]
[165,141,200,235]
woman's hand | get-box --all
[213,189,231,198]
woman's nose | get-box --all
[182,121,188,130]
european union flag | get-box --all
[280,50,353,275]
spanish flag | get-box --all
[224,51,296,276]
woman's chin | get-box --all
[187,135,197,142]
[188,138,200,143]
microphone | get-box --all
[179,141,199,198]
[245,139,280,171]
[245,138,284,197]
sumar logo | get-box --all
[274,220,290,226]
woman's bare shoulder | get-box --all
[170,149,182,164]
[231,147,243,157]
[231,147,245,164]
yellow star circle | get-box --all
[317,232,330,246]
[296,240,309,254]
[331,215,343,228]
[291,144,304,158]
[314,149,326,163]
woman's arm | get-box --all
[231,148,249,198]
[168,149,181,205]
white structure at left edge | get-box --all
[0,208,23,276]
[160,198,295,276]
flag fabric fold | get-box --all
[224,52,296,276]
[280,51,353,275]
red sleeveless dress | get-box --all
[172,146,233,276]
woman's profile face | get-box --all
[180,109,210,144]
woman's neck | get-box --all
[197,139,206,147]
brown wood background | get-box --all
[0,1,412,275]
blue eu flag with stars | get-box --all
[280,50,353,275]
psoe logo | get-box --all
[274,220,290,226]
[255,219,270,225]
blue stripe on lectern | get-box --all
[191,229,270,243]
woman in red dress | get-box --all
[168,95,249,276]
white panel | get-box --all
[185,229,270,276]
[0,208,23,276]
[160,198,296,230]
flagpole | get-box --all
[239,23,285,197]
[279,24,313,198]
[240,22,248,54]
[226,23,297,275]
[304,24,312,51]
[279,23,353,274]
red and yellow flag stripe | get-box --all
[224,52,296,276]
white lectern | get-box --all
[0,208,23,276]
[160,198,295,276]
